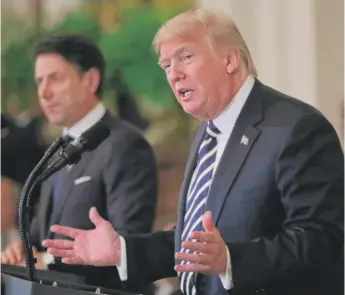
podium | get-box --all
[1,264,141,295]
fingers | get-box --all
[1,252,9,264]
[189,231,216,243]
[175,252,212,265]
[1,242,24,265]
[181,241,211,253]
[202,211,216,233]
[1,252,17,265]
[175,262,210,273]
[12,243,24,263]
[42,239,74,250]
[89,207,104,227]
[62,257,84,265]
[50,225,83,239]
[47,248,75,258]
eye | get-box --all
[35,78,42,86]
[51,73,62,81]
[183,54,193,61]
[163,63,171,72]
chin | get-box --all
[46,115,63,126]
[182,104,205,121]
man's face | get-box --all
[35,53,93,127]
[159,32,232,121]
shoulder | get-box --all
[102,112,147,141]
[257,81,321,119]
[98,112,155,156]
[254,80,335,134]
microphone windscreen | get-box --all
[80,121,110,151]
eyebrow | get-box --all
[158,46,189,65]
[35,71,60,82]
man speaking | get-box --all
[42,9,344,295]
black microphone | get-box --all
[38,120,110,182]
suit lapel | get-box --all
[206,126,260,225]
[47,111,114,233]
[206,81,264,225]
[47,150,94,234]
[175,125,206,252]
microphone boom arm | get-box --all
[18,136,65,281]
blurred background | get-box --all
[1,1,343,293]
[1,0,344,232]
[1,0,344,251]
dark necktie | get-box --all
[179,121,220,295]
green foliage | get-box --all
[2,6,179,111]
[1,36,36,109]
[99,6,174,108]
[47,11,101,41]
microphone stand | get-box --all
[18,137,65,281]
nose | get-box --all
[168,63,186,83]
[39,82,54,100]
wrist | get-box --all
[42,252,55,267]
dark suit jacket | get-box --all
[122,80,344,295]
[30,111,158,290]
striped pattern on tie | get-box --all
[179,121,220,295]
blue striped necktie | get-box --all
[179,121,220,295]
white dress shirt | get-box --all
[116,76,256,289]
[63,102,106,138]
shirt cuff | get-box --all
[219,246,233,290]
[116,236,128,281]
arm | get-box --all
[42,209,174,291]
[123,230,177,287]
[228,113,344,291]
[104,132,158,234]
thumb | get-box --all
[202,211,216,232]
[89,207,104,227]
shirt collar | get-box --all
[63,102,106,138]
[213,75,255,137]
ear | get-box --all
[83,68,101,95]
[225,49,241,74]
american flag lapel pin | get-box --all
[240,135,249,146]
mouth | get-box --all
[178,88,194,100]
[45,104,59,111]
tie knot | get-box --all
[63,134,74,146]
[206,121,220,138]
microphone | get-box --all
[38,120,110,182]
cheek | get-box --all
[168,81,179,99]
[59,86,77,105]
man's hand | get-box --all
[1,241,24,265]
[42,207,121,266]
[174,211,228,275]
[1,241,47,269]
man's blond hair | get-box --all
[153,8,257,77]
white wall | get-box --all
[197,0,344,139]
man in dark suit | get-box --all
[1,34,158,287]
[41,9,343,295]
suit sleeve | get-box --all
[227,113,344,292]
[103,132,158,234]
[123,230,177,287]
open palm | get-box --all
[42,207,121,266]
